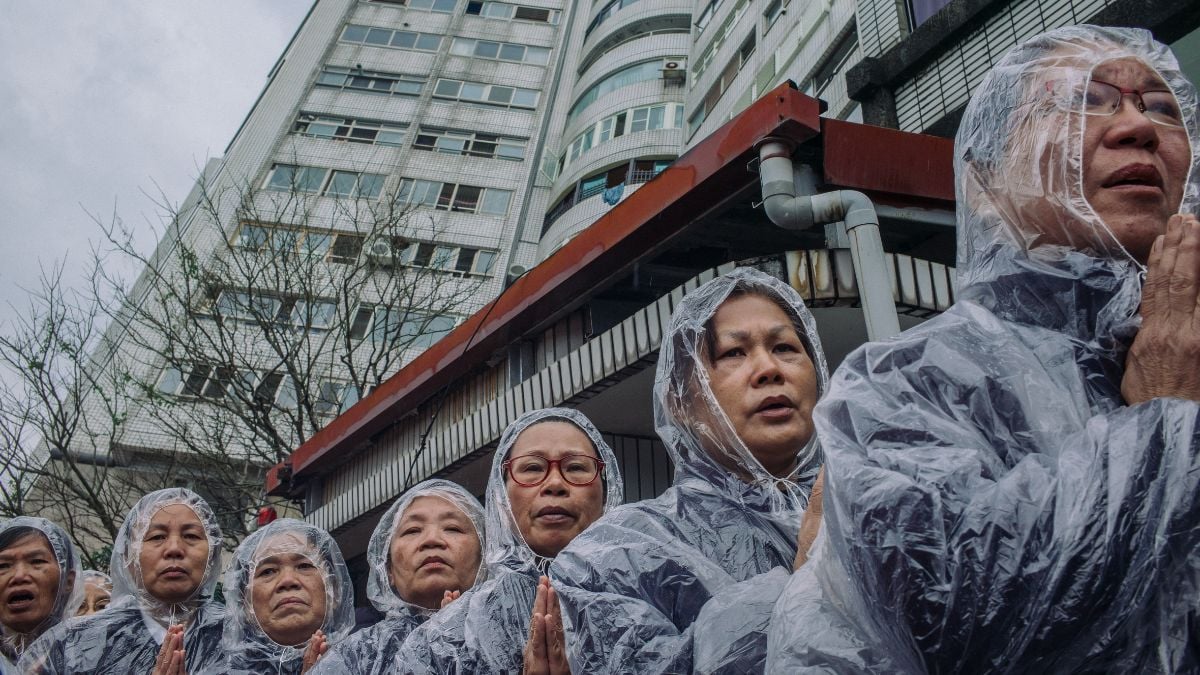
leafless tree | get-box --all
[0,262,138,569]
[85,168,490,540]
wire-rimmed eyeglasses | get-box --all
[1044,78,1185,128]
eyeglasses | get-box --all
[1047,78,1185,128]
[502,454,605,487]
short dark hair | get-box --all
[0,526,48,555]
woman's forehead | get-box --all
[253,531,314,559]
[510,420,597,458]
[1091,57,1168,89]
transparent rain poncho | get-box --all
[72,570,113,618]
[20,488,227,674]
[552,266,829,673]
[768,25,1200,673]
[396,408,623,674]
[0,517,83,666]
[312,479,486,675]
[212,519,354,674]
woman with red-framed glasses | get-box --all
[395,408,622,674]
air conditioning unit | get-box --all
[365,237,395,266]
[661,59,687,81]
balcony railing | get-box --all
[543,162,669,234]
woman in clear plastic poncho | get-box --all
[0,517,83,670]
[768,25,1199,673]
[21,488,226,674]
[208,518,354,674]
[396,408,623,674]
[311,479,486,675]
[552,266,829,674]
[74,570,113,617]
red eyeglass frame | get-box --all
[502,454,606,487]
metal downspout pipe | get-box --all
[756,138,902,341]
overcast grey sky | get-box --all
[0,1,312,316]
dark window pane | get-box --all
[349,307,374,340]
[455,248,477,273]
[466,0,483,13]
[514,6,550,21]
[488,86,514,103]
[453,185,482,212]
[330,234,364,263]
[436,184,456,209]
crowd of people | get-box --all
[0,24,1196,674]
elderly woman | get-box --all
[210,519,353,674]
[0,517,82,670]
[21,488,226,674]
[397,408,623,673]
[768,25,1199,672]
[74,571,113,617]
[312,479,485,675]
[551,267,829,673]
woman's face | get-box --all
[504,422,605,558]
[249,533,328,647]
[0,532,62,634]
[387,496,482,610]
[137,504,210,604]
[1081,57,1191,262]
[76,577,112,616]
[702,293,819,478]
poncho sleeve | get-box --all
[769,318,1200,673]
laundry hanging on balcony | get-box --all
[602,183,624,205]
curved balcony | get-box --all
[539,155,675,256]
[554,126,681,197]
[579,0,692,73]
[565,33,690,134]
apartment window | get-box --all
[694,0,719,32]
[352,306,457,348]
[812,30,858,96]
[433,78,539,109]
[413,127,526,160]
[315,66,424,96]
[457,248,497,275]
[466,1,559,23]
[397,179,513,215]
[158,364,249,400]
[265,165,326,193]
[762,0,784,31]
[450,38,550,65]
[561,104,682,172]
[907,0,952,28]
[264,165,385,199]
[328,233,365,264]
[210,289,338,331]
[315,380,360,416]
[567,59,678,123]
[371,0,458,11]
[293,114,408,146]
[543,156,674,233]
[340,24,443,51]
[236,223,333,258]
[691,0,749,83]
[584,0,642,38]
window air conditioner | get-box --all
[365,237,396,266]
[661,59,687,81]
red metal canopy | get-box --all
[266,83,954,496]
